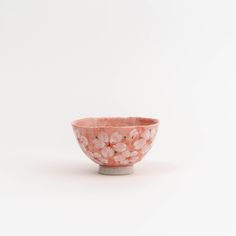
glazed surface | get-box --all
[72,119,159,166]
[72,117,158,128]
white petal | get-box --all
[93,159,104,165]
[74,129,81,139]
[141,129,151,140]
[80,144,87,152]
[130,151,138,157]
[150,127,157,140]
[122,150,130,158]
[134,139,146,150]
[93,152,102,158]
[129,129,139,139]
[101,147,114,158]
[113,143,127,153]
[80,136,88,146]
[129,156,139,163]
[120,160,129,165]
[93,139,105,149]
[98,132,109,143]
[87,151,94,157]
[114,155,126,162]
[110,132,123,143]
[98,157,109,164]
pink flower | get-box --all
[113,150,139,165]
[80,136,88,147]
[113,150,131,164]
[101,147,114,158]
[141,128,157,141]
[93,131,127,158]
[122,150,131,158]
[87,151,94,156]
[119,160,129,165]
[93,139,106,149]
[129,129,139,139]
[90,151,108,164]
[78,135,89,152]
[114,154,129,165]
[97,132,109,143]
[74,129,81,139]
[96,157,108,164]
[80,144,87,152]
[114,154,126,162]
[113,143,127,153]
[134,138,146,150]
[130,151,138,157]
[93,152,102,158]
[129,151,139,163]
[150,128,157,140]
[110,132,123,143]
[74,129,88,152]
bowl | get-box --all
[71,117,159,175]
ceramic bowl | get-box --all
[71,117,159,175]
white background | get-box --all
[0,0,236,235]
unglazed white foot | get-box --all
[98,165,134,175]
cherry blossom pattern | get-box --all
[74,129,81,139]
[113,150,140,165]
[87,151,108,165]
[141,127,157,142]
[140,127,157,155]
[114,150,130,165]
[93,132,127,159]
[129,129,139,139]
[133,138,146,150]
[74,129,89,152]
[129,151,139,163]
[114,154,129,165]
[74,126,157,166]
[133,127,157,154]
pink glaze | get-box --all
[72,117,159,167]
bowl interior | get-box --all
[72,117,159,128]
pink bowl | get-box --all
[71,117,159,175]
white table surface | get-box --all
[0,147,235,236]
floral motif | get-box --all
[114,154,130,165]
[101,147,114,158]
[120,159,130,165]
[75,129,89,152]
[130,151,139,158]
[93,152,102,158]
[74,129,81,139]
[139,127,156,155]
[134,138,146,150]
[122,150,131,158]
[74,126,157,167]
[114,154,126,162]
[141,127,157,141]
[93,131,127,159]
[110,132,123,143]
[113,143,127,153]
[129,129,139,139]
[80,136,88,147]
[87,151,108,164]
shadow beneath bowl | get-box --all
[35,160,98,178]
[135,161,177,176]
[34,159,176,179]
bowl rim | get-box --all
[71,116,160,129]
